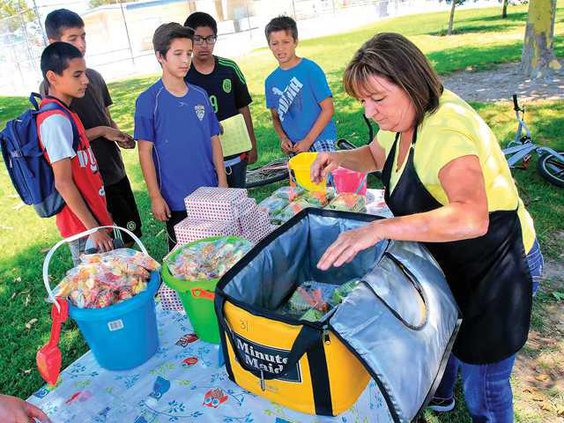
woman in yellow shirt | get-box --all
[312,33,543,422]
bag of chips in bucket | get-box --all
[38,226,162,385]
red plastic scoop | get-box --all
[36,298,68,385]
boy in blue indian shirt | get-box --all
[265,16,337,154]
[135,23,227,250]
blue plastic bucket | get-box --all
[68,270,161,370]
[43,226,162,371]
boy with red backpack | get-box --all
[42,9,142,245]
[39,42,113,262]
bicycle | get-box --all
[503,95,563,187]
[245,115,374,188]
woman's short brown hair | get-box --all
[343,33,443,127]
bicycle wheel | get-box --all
[537,151,564,188]
[336,138,357,151]
[246,158,289,188]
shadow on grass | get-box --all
[429,19,524,37]
[428,41,523,75]
[459,10,528,24]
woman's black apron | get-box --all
[381,133,533,364]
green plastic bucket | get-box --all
[162,237,245,344]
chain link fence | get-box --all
[0,0,499,96]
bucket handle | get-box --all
[43,225,147,313]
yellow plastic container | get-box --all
[288,152,327,192]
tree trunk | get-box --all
[447,1,456,35]
[521,0,561,78]
[187,0,196,14]
[215,0,225,21]
[502,0,509,18]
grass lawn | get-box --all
[1,4,563,422]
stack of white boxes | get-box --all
[159,187,274,311]
[175,187,273,244]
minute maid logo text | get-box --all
[234,333,302,383]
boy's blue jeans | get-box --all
[434,239,543,422]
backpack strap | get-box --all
[29,92,42,111]
[37,100,80,152]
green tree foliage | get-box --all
[0,0,28,19]
[0,0,34,32]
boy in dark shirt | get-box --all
[43,9,142,244]
[184,12,258,188]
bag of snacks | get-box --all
[272,198,313,224]
[327,193,366,213]
[258,196,290,217]
[165,237,253,281]
[54,248,160,309]
[301,190,330,207]
[272,186,305,202]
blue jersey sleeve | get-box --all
[308,61,333,104]
[134,92,155,142]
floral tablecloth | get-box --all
[28,305,393,423]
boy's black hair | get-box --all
[40,42,83,79]
[265,16,298,42]
[45,9,84,40]
[184,12,217,35]
[153,23,194,57]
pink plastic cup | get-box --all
[332,167,367,195]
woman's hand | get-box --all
[151,195,171,222]
[310,152,341,184]
[317,221,385,270]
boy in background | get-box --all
[135,23,227,251]
[265,16,337,154]
[39,42,114,263]
[184,11,258,188]
[43,9,142,244]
